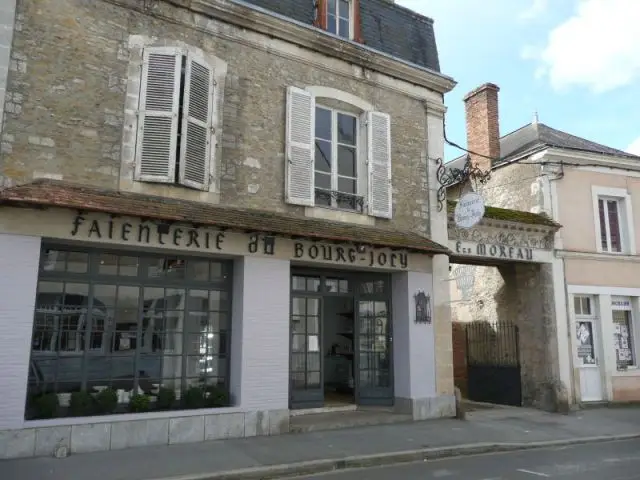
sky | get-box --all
[396,0,640,161]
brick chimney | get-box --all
[463,83,500,173]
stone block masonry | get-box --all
[0,0,439,235]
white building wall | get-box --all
[392,270,454,419]
[231,256,290,412]
[0,233,40,429]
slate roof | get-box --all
[0,179,450,255]
[498,122,640,162]
[449,122,640,168]
[237,0,441,72]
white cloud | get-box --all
[518,0,548,20]
[627,137,640,155]
[524,0,640,93]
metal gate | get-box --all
[465,321,522,406]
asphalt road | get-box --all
[297,438,640,479]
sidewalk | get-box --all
[3,406,640,480]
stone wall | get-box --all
[448,161,565,410]
[0,0,438,234]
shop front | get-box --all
[0,180,453,458]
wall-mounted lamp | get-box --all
[414,290,432,324]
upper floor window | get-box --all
[327,0,351,39]
[314,0,362,42]
[314,106,359,211]
[134,47,216,191]
[285,86,392,219]
[592,186,636,255]
[598,197,622,252]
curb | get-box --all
[152,433,640,480]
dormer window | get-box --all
[314,0,363,43]
[327,0,351,39]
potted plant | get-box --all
[32,393,59,419]
[183,386,206,409]
[205,386,229,408]
[69,391,95,417]
[94,388,118,414]
[156,387,176,410]
[128,394,150,413]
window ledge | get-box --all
[305,205,374,226]
[24,405,247,428]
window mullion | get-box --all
[332,111,338,206]
[604,203,612,251]
[615,200,624,251]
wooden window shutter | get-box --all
[367,111,392,218]
[285,86,315,206]
[178,52,215,191]
[314,0,328,29]
[135,47,182,183]
[353,0,364,43]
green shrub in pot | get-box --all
[33,393,59,419]
[183,386,206,409]
[205,386,230,408]
[69,391,95,417]
[156,387,176,410]
[94,388,118,414]
[128,394,151,413]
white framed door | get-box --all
[574,295,604,402]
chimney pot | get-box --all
[463,83,500,173]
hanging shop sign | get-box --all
[454,192,485,229]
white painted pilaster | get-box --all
[597,294,615,401]
[230,256,290,410]
[0,233,40,429]
[392,270,436,399]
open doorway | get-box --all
[289,270,393,410]
[323,296,355,406]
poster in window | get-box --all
[576,321,596,365]
[613,311,634,369]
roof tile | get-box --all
[0,180,450,255]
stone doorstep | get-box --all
[289,407,413,434]
[0,409,290,460]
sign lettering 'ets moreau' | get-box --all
[455,241,533,261]
[454,192,485,229]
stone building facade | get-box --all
[446,84,566,411]
[447,81,640,411]
[0,0,457,458]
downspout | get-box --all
[545,163,577,408]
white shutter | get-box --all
[179,52,214,191]
[135,47,182,183]
[367,111,392,218]
[285,86,315,206]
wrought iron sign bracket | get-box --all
[435,156,491,211]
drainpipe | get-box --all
[543,162,577,409]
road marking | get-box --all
[516,468,551,477]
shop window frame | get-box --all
[27,242,233,418]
